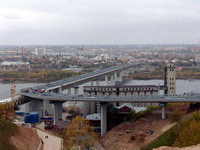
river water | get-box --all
[1,79,200,99]
[0,83,44,99]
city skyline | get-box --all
[1,0,200,45]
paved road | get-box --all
[36,129,62,150]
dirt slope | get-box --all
[154,144,200,150]
[99,111,175,150]
[10,127,40,150]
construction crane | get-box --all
[11,82,16,101]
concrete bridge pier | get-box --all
[160,102,167,119]
[114,72,123,85]
[90,81,94,86]
[30,100,43,117]
[43,100,54,116]
[105,75,115,86]
[74,86,79,95]
[105,75,109,85]
[67,88,71,95]
[100,102,108,136]
[90,102,96,114]
[25,102,31,113]
[96,80,100,86]
[58,87,62,93]
[53,101,63,125]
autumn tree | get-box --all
[65,116,97,150]
[173,120,200,147]
[0,103,15,121]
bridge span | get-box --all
[20,92,200,136]
[8,62,198,136]
[34,63,138,92]
[22,92,200,103]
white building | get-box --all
[1,61,30,66]
[101,54,110,61]
[35,48,46,56]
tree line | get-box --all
[0,70,81,82]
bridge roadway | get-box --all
[33,63,139,91]
[21,91,200,137]
[21,92,200,103]
[18,62,200,136]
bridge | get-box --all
[32,63,138,93]
[21,91,200,136]
[4,62,198,136]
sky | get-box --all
[1,0,200,45]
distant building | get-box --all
[45,49,76,57]
[164,63,176,95]
[116,103,134,113]
[35,48,46,56]
[1,61,30,66]
[100,54,110,61]
[86,113,101,132]
[195,54,200,63]
[94,54,110,62]
[62,65,82,72]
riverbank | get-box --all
[131,69,200,80]
[0,70,81,83]
[1,67,200,83]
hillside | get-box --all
[0,120,18,150]
[99,104,189,150]
[144,110,200,150]
[0,120,40,150]
[99,111,176,150]
[10,127,41,150]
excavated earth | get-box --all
[99,111,176,150]
[99,104,191,150]
[10,127,40,150]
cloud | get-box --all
[0,0,200,45]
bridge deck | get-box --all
[22,92,200,103]
[33,63,139,91]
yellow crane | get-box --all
[11,82,16,101]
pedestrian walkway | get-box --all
[36,129,62,150]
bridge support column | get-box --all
[30,100,43,118]
[74,86,79,95]
[114,72,122,85]
[90,102,96,114]
[105,75,109,86]
[53,102,63,125]
[58,87,62,93]
[43,100,54,116]
[96,80,100,86]
[25,102,31,113]
[100,103,108,136]
[67,88,71,95]
[110,74,115,85]
[160,102,167,119]
[90,81,94,86]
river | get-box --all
[1,79,200,99]
[0,83,44,99]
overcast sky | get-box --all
[1,0,200,45]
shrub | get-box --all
[127,110,136,120]
[173,120,200,147]
[168,110,184,122]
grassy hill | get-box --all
[143,111,200,150]
[0,119,18,150]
